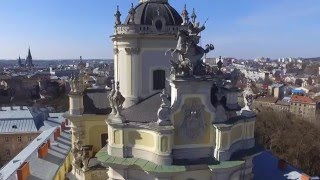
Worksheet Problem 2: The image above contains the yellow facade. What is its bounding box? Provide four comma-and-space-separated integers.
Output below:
172, 96, 214, 146
69, 115, 108, 154
109, 126, 173, 156
54, 151, 73, 180
230, 125, 243, 144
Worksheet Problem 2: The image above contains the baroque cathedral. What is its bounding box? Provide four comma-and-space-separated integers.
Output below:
65, 0, 259, 179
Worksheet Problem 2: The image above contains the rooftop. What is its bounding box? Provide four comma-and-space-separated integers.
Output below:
255, 96, 278, 103
0, 127, 71, 180
253, 151, 308, 180
0, 106, 33, 119
122, 93, 160, 123
95, 147, 244, 173
291, 95, 315, 104
0, 119, 38, 133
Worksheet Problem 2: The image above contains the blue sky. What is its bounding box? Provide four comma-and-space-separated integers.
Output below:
0, 0, 319, 59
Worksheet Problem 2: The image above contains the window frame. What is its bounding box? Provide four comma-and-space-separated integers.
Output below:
17, 136, 22, 143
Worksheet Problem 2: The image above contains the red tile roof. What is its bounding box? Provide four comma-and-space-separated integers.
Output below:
291, 95, 315, 104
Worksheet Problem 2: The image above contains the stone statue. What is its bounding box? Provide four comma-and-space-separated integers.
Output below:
128, 3, 136, 24
242, 79, 254, 112
112, 81, 125, 117
114, 5, 121, 25
69, 73, 84, 93
181, 4, 189, 25
81, 147, 90, 171
166, 21, 214, 77
157, 89, 171, 126
230, 68, 241, 87
108, 80, 116, 115
215, 89, 227, 122
72, 139, 83, 167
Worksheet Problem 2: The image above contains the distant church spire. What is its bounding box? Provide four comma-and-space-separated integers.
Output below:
18, 55, 22, 67
26, 47, 33, 67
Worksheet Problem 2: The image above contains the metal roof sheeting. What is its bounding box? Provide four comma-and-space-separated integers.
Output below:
0, 106, 33, 119
0, 119, 38, 133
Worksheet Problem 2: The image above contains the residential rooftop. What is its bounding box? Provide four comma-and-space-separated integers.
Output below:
0, 106, 33, 119
291, 95, 315, 104
0, 127, 71, 180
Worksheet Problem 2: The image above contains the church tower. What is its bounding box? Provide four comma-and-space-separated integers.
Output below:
26, 47, 33, 67
17, 56, 22, 67
112, 0, 183, 107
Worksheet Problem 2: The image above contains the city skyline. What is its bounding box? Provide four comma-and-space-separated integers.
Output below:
0, 0, 320, 59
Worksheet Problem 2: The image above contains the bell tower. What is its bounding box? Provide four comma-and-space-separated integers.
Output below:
112, 1, 183, 108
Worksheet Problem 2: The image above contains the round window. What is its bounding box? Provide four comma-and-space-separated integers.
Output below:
155, 20, 163, 31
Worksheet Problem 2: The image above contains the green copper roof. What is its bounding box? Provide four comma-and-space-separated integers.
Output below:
95, 147, 244, 173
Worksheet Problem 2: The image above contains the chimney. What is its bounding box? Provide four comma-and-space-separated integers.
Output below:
17, 161, 30, 180
47, 139, 51, 148
38, 143, 49, 158
54, 128, 61, 141
61, 122, 66, 131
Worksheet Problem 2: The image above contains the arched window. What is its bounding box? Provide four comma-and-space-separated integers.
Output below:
153, 70, 165, 90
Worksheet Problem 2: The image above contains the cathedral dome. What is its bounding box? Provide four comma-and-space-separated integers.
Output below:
124, 0, 182, 26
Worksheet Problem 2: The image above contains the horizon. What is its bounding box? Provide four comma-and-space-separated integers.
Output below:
0, 0, 320, 59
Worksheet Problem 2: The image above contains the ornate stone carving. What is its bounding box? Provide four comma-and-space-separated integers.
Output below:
114, 5, 122, 25
81, 146, 91, 171
166, 19, 214, 77
242, 79, 254, 111
179, 100, 205, 139
128, 3, 136, 24
72, 139, 83, 167
181, 4, 189, 25
69, 73, 85, 94
157, 89, 171, 126
113, 48, 119, 54
215, 89, 227, 122
108, 80, 116, 115
191, 8, 197, 25
125, 47, 140, 55
113, 81, 125, 118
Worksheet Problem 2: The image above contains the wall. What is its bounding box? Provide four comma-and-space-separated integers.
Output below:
172, 96, 215, 148
108, 125, 173, 164
113, 36, 176, 107
69, 115, 108, 155
0, 133, 40, 166
54, 151, 72, 180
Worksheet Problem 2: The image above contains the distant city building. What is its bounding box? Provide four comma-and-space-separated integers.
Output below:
290, 95, 317, 123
